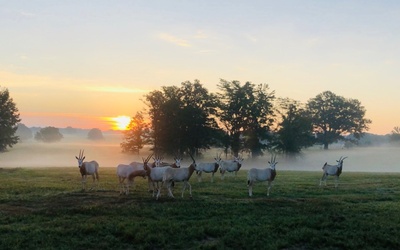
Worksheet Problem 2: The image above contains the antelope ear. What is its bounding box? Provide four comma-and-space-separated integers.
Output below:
75, 156, 79, 160
268, 161, 271, 164
82, 156, 86, 161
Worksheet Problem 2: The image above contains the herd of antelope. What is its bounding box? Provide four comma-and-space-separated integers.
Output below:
75, 150, 348, 199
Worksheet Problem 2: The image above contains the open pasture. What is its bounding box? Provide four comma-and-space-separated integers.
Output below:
1, 167, 400, 249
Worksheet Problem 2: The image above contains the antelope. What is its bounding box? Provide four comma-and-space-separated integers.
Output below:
320, 156, 348, 188
156, 154, 198, 200
195, 154, 220, 182
75, 149, 99, 191
146, 155, 182, 194
219, 155, 244, 180
117, 154, 152, 195
247, 155, 277, 197
145, 157, 182, 197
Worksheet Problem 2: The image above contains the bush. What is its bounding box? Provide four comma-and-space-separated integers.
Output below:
87, 128, 104, 140
34, 127, 63, 142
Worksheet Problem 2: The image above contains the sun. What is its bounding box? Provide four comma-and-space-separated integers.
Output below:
112, 116, 131, 130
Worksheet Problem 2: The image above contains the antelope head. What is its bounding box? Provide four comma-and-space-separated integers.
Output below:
173, 155, 183, 168
75, 149, 85, 168
268, 154, 278, 170
337, 156, 348, 166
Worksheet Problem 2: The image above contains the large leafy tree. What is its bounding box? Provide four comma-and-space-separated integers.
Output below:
307, 91, 371, 149
145, 80, 221, 155
273, 98, 315, 155
0, 87, 21, 151
217, 80, 275, 157
120, 111, 150, 154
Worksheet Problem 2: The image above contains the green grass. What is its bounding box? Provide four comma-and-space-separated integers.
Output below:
1, 167, 400, 249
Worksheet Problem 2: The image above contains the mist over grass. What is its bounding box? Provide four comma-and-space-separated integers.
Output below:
1, 132, 400, 172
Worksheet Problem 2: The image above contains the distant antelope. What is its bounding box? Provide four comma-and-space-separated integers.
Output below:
320, 156, 348, 188
75, 149, 99, 190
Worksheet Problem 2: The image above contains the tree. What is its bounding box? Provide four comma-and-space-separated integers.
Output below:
307, 91, 371, 150
120, 112, 150, 154
34, 126, 63, 142
0, 86, 21, 151
272, 98, 315, 155
16, 123, 33, 141
87, 128, 104, 140
145, 80, 221, 155
217, 80, 275, 157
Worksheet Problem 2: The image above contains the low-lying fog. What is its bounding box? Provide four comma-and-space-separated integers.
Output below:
1, 133, 399, 173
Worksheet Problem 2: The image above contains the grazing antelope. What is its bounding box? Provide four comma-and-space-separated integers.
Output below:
320, 156, 348, 188
117, 154, 152, 195
75, 150, 99, 191
195, 154, 220, 182
157, 154, 198, 200
219, 155, 244, 180
247, 155, 277, 197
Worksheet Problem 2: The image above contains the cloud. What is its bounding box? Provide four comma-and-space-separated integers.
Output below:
158, 33, 191, 47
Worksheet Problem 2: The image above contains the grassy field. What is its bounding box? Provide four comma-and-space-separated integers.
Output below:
1, 167, 400, 249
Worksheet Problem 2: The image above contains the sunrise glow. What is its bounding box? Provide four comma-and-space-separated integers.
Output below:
111, 116, 131, 131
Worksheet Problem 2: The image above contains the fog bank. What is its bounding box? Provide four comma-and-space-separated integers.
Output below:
1, 133, 399, 173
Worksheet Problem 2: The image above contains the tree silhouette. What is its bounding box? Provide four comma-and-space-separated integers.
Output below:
217, 80, 275, 157
307, 91, 371, 149
0, 86, 21, 151
273, 98, 314, 155
120, 112, 149, 154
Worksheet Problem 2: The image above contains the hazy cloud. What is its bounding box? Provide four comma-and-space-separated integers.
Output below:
158, 33, 191, 47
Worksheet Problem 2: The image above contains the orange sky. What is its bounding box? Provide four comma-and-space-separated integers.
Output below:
3, 1, 400, 135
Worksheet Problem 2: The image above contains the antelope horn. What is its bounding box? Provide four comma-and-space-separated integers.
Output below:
188, 152, 195, 163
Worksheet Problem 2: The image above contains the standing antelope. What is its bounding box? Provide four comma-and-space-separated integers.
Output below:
195, 154, 220, 182
247, 155, 277, 197
117, 153, 153, 195
157, 154, 198, 200
75, 150, 99, 190
144, 156, 182, 197
219, 155, 243, 180
320, 156, 348, 188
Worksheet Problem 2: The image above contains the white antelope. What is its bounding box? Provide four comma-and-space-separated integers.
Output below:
116, 154, 152, 195
156, 154, 198, 200
75, 149, 99, 190
247, 155, 277, 197
195, 155, 220, 182
320, 156, 348, 188
219, 155, 244, 180
144, 156, 182, 197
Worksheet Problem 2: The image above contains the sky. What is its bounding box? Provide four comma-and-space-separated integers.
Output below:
1, 0, 400, 134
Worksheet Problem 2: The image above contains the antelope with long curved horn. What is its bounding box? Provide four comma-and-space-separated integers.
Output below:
117, 153, 153, 195
247, 154, 277, 197
157, 153, 198, 200
320, 156, 348, 188
75, 149, 100, 191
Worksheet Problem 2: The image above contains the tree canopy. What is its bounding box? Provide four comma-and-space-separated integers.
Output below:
121, 112, 149, 154
144, 80, 221, 156
0, 87, 21, 151
307, 91, 371, 149
273, 98, 315, 154
217, 80, 275, 157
